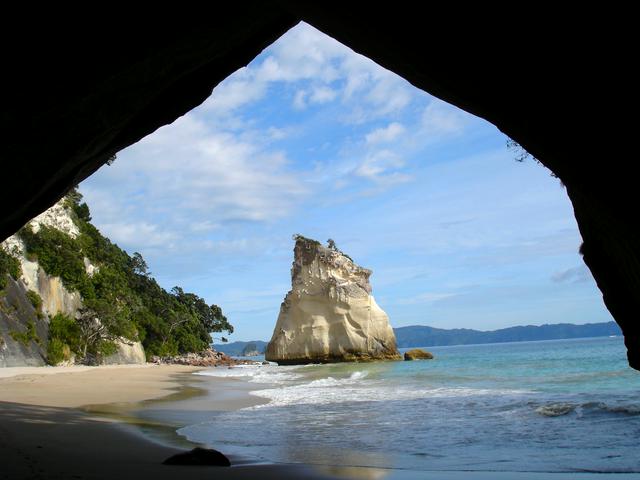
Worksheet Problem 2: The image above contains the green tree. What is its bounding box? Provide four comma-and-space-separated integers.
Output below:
130, 252, 149, 276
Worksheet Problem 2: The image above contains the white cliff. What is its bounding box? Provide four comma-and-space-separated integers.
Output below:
266, 236, 401, 364
2, 203, 83, 318
27, 200, 80, 238
1, 198, 145, 365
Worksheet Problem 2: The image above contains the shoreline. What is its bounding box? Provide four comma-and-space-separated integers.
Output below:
0, 364, 344, 479
1, 364, 639, 480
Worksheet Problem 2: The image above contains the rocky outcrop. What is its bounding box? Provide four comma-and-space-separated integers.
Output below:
240, 342, 262, 356
404, 348, 434, 360
101, 338, 146, 365
241, 349, 260, 357
28, 201, 80, 238
21, 257, 82, 318
150, 349, 256, 367
0, 277, 49, 367
266, 236, 401, 364
2, 204, 86, 318
1, 199, 145, 366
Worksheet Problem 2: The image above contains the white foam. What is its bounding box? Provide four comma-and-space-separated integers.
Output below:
197, 363, 532, 410
195, 364, 304, 384
246, 369, 530, 409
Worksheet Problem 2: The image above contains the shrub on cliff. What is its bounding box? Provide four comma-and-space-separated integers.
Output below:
19, 225, 93, 297
26, 290, 43, 316
0, 249, 21, 290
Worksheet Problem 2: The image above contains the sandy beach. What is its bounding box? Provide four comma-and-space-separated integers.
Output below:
1, 364, 638, 480
0, 364, 346, 480
2, 364, 467, 480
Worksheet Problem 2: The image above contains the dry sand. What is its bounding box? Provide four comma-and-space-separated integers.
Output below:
0, 365, 634, 480
0, 364, 201, 407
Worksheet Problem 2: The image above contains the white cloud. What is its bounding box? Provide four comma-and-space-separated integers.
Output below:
197, 22, 418, 123
257, 24, 344, 83
85, 114, 309, 233
365, 74, 412, 116
421, 99, 466, 136
309, 86, 337, 104
397, 292, 458, 305
100, 222, 178, 250
267, 126, 289, 140
365, 122, 405, 144
189, 221, 221, 233
341, 54, 376, 100
293, 89, 307, 110
355, 149, 410, 185
255, 39, 340, 84
201, 69, 266, 114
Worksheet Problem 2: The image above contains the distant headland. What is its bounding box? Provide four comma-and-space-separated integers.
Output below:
393, 321, 621, 347
216, 321, 620, 354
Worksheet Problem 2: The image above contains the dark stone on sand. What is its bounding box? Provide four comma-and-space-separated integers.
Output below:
162, 447, 231, 467
404, 349, 434, 361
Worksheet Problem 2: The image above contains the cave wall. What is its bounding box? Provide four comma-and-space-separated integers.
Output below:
0, 6, 636, 368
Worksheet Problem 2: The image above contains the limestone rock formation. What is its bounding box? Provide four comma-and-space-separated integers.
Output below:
102, 339, 147, 365
404, 348, 434, 360
266, 236, 401, 364
2, 202, 90, 318
0, 198, 145, 366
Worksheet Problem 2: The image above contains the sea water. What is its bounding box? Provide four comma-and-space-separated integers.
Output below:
178, 337, 640, 473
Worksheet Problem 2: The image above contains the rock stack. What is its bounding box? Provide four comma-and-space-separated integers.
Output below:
266, 236, 401, 364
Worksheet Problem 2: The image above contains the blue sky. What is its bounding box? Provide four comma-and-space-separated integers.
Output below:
79, 22, 612, 342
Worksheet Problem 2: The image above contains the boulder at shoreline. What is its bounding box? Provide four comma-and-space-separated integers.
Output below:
404, 348, 434, 360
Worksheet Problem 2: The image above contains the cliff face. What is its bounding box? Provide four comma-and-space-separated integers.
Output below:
2, 203, 84, 319
266, 236, 401, 364
0, 199, 145, 366
0, 277, 49, 367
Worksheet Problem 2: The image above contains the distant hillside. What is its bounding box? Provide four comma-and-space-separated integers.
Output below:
210, 322, 622, 355
214, 340, 267, 356
393, 322, 621, 348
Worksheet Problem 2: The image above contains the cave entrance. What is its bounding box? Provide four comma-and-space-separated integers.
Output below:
72, 23, 638, 471
7, 20, 633, 476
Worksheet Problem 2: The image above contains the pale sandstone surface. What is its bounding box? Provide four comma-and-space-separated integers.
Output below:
266, 237, 400, 364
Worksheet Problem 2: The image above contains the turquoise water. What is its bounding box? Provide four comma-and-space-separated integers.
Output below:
180, 337, 640, 473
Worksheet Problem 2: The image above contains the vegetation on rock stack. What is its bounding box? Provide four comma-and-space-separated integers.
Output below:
15, 188, 233, 362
